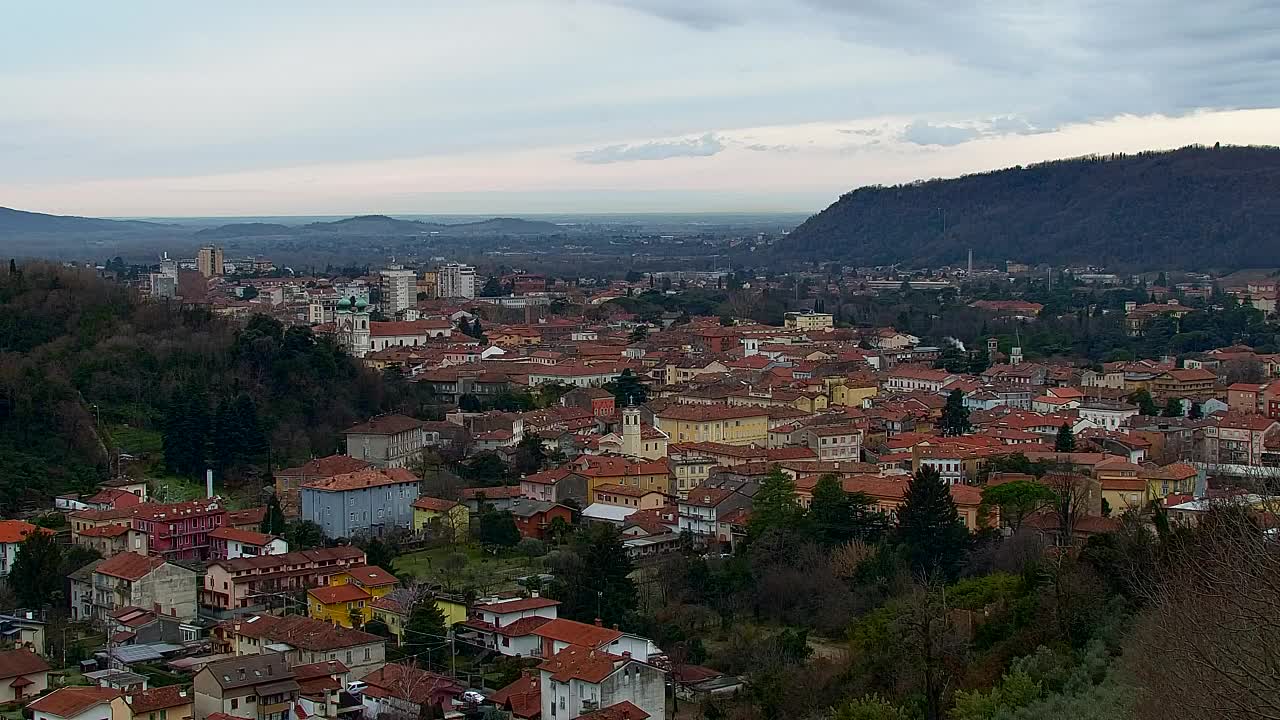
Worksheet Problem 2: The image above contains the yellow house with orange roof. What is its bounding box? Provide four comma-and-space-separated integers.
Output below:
307, 565, 398, 628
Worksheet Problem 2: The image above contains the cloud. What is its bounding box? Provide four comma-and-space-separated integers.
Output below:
743, 143, 797, 153
901, 121, 982, 147
575, 133, 726, 164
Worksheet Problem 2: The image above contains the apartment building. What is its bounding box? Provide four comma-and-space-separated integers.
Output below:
437, 263, 476, 299
201, 547, 366, 614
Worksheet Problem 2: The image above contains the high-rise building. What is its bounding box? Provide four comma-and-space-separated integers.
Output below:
196, 246, 225, 277
437, 263, 476, 299
379, 266, 416, 313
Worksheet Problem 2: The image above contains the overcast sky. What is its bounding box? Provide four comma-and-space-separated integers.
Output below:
3, 1, 1279, 216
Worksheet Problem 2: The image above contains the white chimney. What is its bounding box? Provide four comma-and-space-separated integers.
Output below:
206, 469, 214, 498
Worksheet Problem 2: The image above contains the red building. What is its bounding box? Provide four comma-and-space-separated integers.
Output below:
511, 500, 573, 540
130, 500, 227, 562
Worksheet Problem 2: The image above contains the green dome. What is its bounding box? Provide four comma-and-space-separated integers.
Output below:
337, 297, 352, 310
355, 298, 368, 310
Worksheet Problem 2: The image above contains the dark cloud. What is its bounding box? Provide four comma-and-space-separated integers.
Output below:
575, 133, 726, 163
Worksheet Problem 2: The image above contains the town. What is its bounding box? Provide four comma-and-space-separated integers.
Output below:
2, 248, 1279, 720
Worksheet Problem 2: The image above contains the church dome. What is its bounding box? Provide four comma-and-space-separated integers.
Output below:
337, 297, 352, 310
355, 297, 368, 310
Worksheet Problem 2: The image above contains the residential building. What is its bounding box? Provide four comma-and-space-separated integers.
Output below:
128, 500, 228, 562
274, 456, 372, 518
106, 606, 199, 646
192, 653, 298, 720
343, 415, 427, 468
0, 614, 46, 654
201, 547, 366, 615
213, 614, 386, 677
367, 319, 452, 352
74, 524, 149, 559
590, 484, 668, 511
654, 404, 769, 446
0, 521, 52, 578
1227, 382, 1269, 414
301, 468, 421, 539
1151, 368, 1218, 402
511, 500, 574, 540
292, 660, 360, 720
123, 685, 194, 720
307, 566, 397, 628
411, 497, 470, 542
28, 686, 128, 720
369, 590, 467, 646
208, 528, 288, 560
459, 597, 561, 658
520, 468, 590, 506
532, 619, 654, 660
677, 488, 751, 541
0, 649, 49, 702
379, 267, 417, 314
795, 425, 863, 461
197, 246, 225, 278
490, 671, 542, 720
884, 366, 955, 393
86, 553, 200, 623
359, 664, 465, 718
1204, 413, 1280, 466
783, 311, 834, 331
538, 644, 665, 720
437, 263, 477, 299
1077, 401, 1140, 431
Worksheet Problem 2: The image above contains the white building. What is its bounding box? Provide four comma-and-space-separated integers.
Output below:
460, 597, 561, 658
538, 645, 666, 720
437, 263, 476, 299
1077, 401, 1140, 431
379, 267, 417, 314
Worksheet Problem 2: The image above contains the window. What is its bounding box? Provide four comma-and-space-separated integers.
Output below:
231, 699, 238, 710
346, 651, 353, 664
364, 648, 371, 660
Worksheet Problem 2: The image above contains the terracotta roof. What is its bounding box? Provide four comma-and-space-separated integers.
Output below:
681, 488, 735, 508
209, 527, 277, 545
27, 686, 121, 717
537, 644, 623, 683
359, 663, 464, 703
370, 319, 452, 336
344, 414, 425, 436
302, 467, 420, 492
533, 619, 622, 649
655, 404, 768, 422
126, 685, 192, 713
412, 496, 461, 512
77, 524, 130, 538
292, 660, 350, 681
95, 552, 165, 581
344, 565, 398, 587
490, 672, 541, 719
201, 654, 294, 690
0, 649, 50, 679
276, 455, 372, 478
521, 468, 579, 486
594, 483, 658, 498
460, 486, 523, 500
224, 614, 381, 651
227, 506, 267, 526
0, 520, 52, 544
479, 597, 561, 614
208, 545, 365, 574
578, 701, 650, 720
308, 584, 371, 604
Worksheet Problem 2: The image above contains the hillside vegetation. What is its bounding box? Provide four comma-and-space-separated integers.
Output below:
780, 145, 1280, 270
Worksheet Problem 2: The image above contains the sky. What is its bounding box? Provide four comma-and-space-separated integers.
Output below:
2, 0, 1279, 217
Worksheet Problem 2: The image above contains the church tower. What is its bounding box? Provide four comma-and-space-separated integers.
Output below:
336, 295, 372, 358
621, 405, 641, 458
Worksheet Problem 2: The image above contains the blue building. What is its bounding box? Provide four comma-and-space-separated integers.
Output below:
301, 467, 421, 539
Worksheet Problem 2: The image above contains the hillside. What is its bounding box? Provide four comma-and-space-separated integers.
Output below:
194, 222, 295, 239
779, 146, 1280, 270
0, 206, 165, 233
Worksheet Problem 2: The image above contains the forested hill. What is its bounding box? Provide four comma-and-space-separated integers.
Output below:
0, 262, 439, 509
779, 146, 1280, 270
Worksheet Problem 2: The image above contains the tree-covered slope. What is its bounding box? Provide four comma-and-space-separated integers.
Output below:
779, 146, 1280, 270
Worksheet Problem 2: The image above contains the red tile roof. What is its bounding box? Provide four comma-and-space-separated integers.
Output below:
276, 455, 372, 478
360, 664, 464, 703
303, 467, 419, 492
125, 685, 193, 713
370, 319, 452, 337
27, 686, 121, 717
533, 619, 622, 649
77, 524, 130, 538
656, 404, 768, 422
0, 649, 50, 680
490, 672, 540, 719
0, 520, 53, 544
412, 497, 461, 512
479, 597, 561, 614
224, 613, 382, 651
344, 414, 425, 436
308, 584, 371, 604
537, 644, 623, 683
95, 552, 165, 581
578, 701, 650, 720
344, 565, 398, 587
208, 527, 277, 545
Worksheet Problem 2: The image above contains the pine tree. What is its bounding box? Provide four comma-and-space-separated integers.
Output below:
1163, 398, 1184, 417
261, 493, 287, 535
748, 467, 802, 540
546, 524, 637, 626
403, 598, 449, 665
609, 369, 649, 406
1055, 423, 1076, 452
938, 389, 971, 436
1189, 402, 1203, 420
1130, 388, 1160, 416
212, 397, 236, 475
896, 466, 968, 578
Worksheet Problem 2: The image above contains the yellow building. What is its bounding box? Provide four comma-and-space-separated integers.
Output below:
655, 404, 769, 446
829, 379, 878, 407
784, 311, 834, 331
308, 565, 398, 628
370, 590, 468, 645
412, 497, 470, 542
573, 456, 674, 495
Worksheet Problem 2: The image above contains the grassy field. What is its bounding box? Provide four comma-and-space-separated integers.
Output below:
395, 544, 543, 594
106, 423, 164, 456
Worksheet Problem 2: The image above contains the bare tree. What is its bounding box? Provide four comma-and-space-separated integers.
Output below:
1127, 503, 1280, 720
1043, 472, 1095, 546
893, 576, 968, 720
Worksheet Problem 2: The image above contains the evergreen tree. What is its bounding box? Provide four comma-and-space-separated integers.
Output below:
403, 598, 449, 665
748, 467, 802, 540
479, 508, 520, 547
163, 383, 212, 477
261, 493, 287, 536
807, 474, 884, 546
10, 530, 64, 608
896, 466, 968, 578
938, 389, 972, 436
1163, 398, 1184, 417
469, 318, 485, 339
546, 523, 637, 626
1130, 388, 1160, 416
233, 394, 269, 461
1188, 402, 1203, 420
212, 397, 237, 475
1054, 423, 1076, 452
628, 325, 649, 343
608, 369, 649, 406
513, 435, 547, 476
480, 277, 505, 297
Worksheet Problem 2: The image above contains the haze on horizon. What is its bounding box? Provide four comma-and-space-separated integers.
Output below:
3, 1, 1280, 217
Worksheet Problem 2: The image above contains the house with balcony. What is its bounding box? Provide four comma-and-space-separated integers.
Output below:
519, 468, 590, 506
208, 528, 287, 561
677, 488, 751, 542
301, 468, 421, 539
201, 547, 366, 615
795, 424, 863, 461
538, 644, 665, 720
87, 552, 199, 624
459, 597, 561, 657
274, 456, 372, 518
128, 500, 228, 562
306, 566, 397, 628
193, 653, 298, 720
213, 614, 385, 678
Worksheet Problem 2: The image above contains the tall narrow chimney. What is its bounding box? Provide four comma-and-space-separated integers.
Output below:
206, 468, 214, 498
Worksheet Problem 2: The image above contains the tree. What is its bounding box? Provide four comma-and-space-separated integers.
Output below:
479, 508, 520, 548
513, 435, 547, 476
1054, 423, 1076, 452
261, 493, 287, 536
939, 389, 971, 436
9, 530, 64, 608
896, 466, 968, 578
829, 695, 911, 720
748, 467, 802, 540
457, 393, 484, 413
1162, 398, 1183, 417
546, 524, 637, 626
1188, 402, 1203, 420
1044, 472, 1092, 547
480, 277, 505, 297
608, 369, 649, 406
363, 536, 398, 571
807, 475, 885, 546
981, 480, 1055, 533
285, 520, 325, 550
403, 597, 449, 665
1129, 388, 1159, 416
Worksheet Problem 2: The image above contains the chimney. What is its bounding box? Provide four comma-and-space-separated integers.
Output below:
530, 589, 539, 598
621, 651, 631, 659
206, 469, 214, 499
594, 618, 603, 627
612, 624, 619, 631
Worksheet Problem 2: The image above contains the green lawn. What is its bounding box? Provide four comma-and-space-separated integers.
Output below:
395, 544, 542, 594
106, 424, 164, 456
